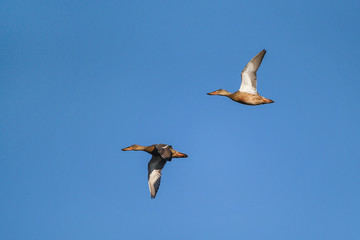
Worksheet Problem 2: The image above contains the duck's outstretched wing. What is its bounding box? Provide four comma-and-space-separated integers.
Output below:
239, 49, 266, 94
154, 144, 173, 161
148, 155, 167, 199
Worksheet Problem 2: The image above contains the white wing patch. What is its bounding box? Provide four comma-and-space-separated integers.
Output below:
239, 49, 266, 95
240, 71, 258, 94
148, 169, 162, 199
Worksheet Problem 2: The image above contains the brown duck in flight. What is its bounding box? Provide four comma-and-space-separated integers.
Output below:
122, 144, 188, 199
207, 49, 274, 105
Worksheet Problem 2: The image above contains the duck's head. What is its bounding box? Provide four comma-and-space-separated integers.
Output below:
122, 144, 142, 151
207, 89, 230, 96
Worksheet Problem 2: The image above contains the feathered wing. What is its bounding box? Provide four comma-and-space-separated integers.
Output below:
148, 155, 167, 199
239, 49, 266, 94
154, 144, 173, 161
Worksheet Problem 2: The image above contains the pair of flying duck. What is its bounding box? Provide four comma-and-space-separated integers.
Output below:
123, 49, 274, 198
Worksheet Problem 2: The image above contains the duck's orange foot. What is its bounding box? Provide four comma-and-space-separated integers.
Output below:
263, 98, 274, 103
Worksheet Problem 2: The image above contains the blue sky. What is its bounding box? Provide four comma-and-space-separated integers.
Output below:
1, 0, 360, 239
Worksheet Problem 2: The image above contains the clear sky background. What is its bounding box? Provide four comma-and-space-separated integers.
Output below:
1, 0, 360, 239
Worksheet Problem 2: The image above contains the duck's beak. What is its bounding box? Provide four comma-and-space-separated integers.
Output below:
207, 91, 218, 95
173, 151, 188, 158
122, 146, 133, 151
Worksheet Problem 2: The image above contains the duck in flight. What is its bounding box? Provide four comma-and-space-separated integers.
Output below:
207, 49, 274, 105
122, 144, 188, 199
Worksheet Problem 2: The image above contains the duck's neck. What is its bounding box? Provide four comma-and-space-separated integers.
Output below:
133, 145, 154, 154
219, 90, 232, 97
